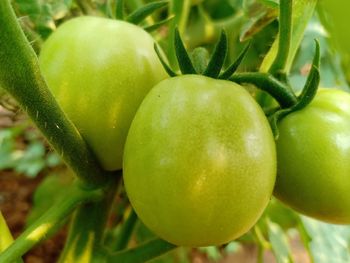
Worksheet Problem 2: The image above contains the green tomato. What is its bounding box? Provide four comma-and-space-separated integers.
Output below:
39, 16, 167, 171
275, 89, 350, 224
123, 75, 276, 247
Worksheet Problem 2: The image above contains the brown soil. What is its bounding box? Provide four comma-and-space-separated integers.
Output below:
0, 105, 66, 262
0, 172, 67, 263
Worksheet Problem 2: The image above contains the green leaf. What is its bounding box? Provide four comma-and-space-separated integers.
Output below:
292, 41, 320, 111
116, 0, 124, 20
14, 0, 41, 19
261, 198, 299, 232
0, 131, 15, 170
14, 141, 46, 177
240, 7, 278, 41
0, 126, 61, 177
0, 212, 13, 252
203, 30, 228, 78
26, 171, 73, 226
0, 211, 23, 262
113, 209, 138, 250
219, 41, 251, 79
289, 16, 347, 90
258, 0, 279, 8
107, 238, 176, 263
268, 41, 320, 138
134, 221, 157, 244
174, 27, 197, 74
126, 1, 168, 25
144, 15, 174, 33
267, 219, 294, 263
15, 0, 73, 39
154, 43, 178, 77
260, 0, 318, 72
301, 217, 350, 262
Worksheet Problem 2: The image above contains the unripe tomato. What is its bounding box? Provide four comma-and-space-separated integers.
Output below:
123, 75, 276, 246
39, 16, 167, 171
275, 89, 350, 224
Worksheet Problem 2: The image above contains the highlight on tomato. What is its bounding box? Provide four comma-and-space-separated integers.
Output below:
123, 75, 277, 246
39, 16, 167, 171
274, 89, 350, 224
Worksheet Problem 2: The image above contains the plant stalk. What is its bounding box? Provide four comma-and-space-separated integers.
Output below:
58, 173, 122, 263
268, 0, 293, 77
0, 183, 103, 263
0, 0, 109, 188
230, 73, 297, 108
113, 209, 138, 250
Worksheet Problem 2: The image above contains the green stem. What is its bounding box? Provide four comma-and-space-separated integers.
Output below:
268, 0, 292, 77
261, 0, 317, 73
230, 73, 297, 108
113, 209, 138, 250
0, 0, 109, 188
253, 226, 270, 250
0, 183, 103, 263
253, 225, 270, 263
107, 238, 176, 263
297, 219, 314, 263
105, 0, 115, 18
58, 174, 121, 263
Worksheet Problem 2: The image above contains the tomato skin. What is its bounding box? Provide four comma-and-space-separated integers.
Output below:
123, 75, 276, 246
39, 16, 167, 171
275, 89, 350, 224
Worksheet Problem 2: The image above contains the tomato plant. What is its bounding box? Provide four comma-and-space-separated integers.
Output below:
319, 0, 350, 83
124, 75, 276, 246
275, 89, 350, 224
3, 0, 350, 262
39, 16, 167, 171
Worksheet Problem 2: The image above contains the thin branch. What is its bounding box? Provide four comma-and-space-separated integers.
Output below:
230, 73, 297, 108
268, 0, 292, 77
0, 183, 104, 262
0, 0, 110, 188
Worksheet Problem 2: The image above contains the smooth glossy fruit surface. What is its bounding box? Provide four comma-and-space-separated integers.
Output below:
39, 16, 167, 170
275, 89, 350, 224
124, 75, 276, 246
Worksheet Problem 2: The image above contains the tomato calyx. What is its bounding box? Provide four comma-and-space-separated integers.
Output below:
115, 0, 171, 33
153, 0, 320, 131
154, 27, 298, 110
154, 27, 251, 79
268, 40, 321, 139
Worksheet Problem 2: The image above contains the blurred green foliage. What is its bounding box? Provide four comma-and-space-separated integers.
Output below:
0, 123, 61, 177
2, 0, 350, 262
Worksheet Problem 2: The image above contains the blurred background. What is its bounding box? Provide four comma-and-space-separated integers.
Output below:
1, 0, 350, 262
